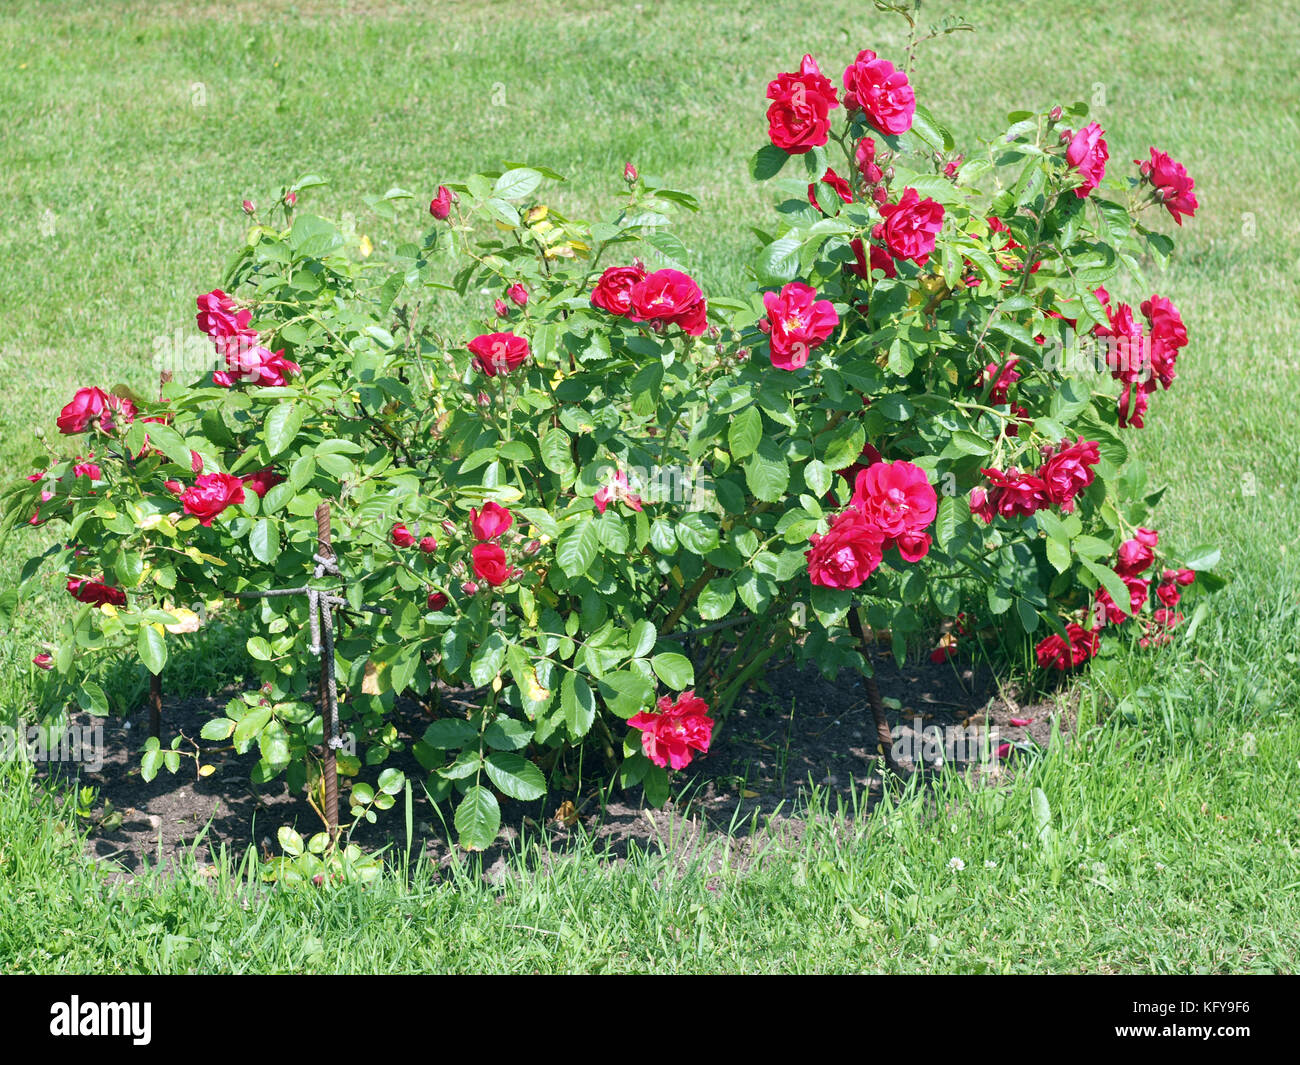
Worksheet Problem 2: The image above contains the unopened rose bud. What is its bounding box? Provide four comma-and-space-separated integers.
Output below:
477, 391, 490, 408
312, 874, 325, 886
1049, 105, 1063, 122
284, 190, 297, 207
736, 348, 750, 362
427, 591, 449, 611
506, 283, 528, 308
242, 199, 255, 214
706, 326, 720, 340
523, 539, 542, 556
872, 186, 888, 206
451, 560, 466, 577
884, 166, 895, 182
1059, 129, 1071, 143
430, 185, 454, 220
419, 535, 437, 554
461, 580, 479, 596
624, 162, 638, 183
441, 519, 456, 536
33, 653, 53, 670
494, 298, 509, 317
33, 426, 44, 439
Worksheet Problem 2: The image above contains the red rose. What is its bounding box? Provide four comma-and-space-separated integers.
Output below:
1035, 623, 1098, 671
494, 298, 509, 318
1137, 149, 1198, 225
806, 507, 885, 589
506, 283, 528, 308
848, 238, 896, 280
765, 54, 839, 154
241, 467, 285, 498
807, 167, 853, 212
627, 269, 708, 336
1141, 294, 1187, 390
628, 690, 715, 770
841, 49, 915, 135
850, 460, 937, 541
593, 469, 643, 515
978, 467, 1049, 519
974, 357, 1020, 404
624, 162, 638, 183
196, 289, 255, 340
427, 591, 449, 612
391, 522, 417, 548
878, 188, 944, 265
467, 331, 530, 376
33, 652, 54, 670
1156, 580, 1181, 609
590, 264, 647, 317
213, 342, 300, 388
760, 282, 839, 371
180, 472, 246, 526
1064, 122, 1109, 198
1115, 528, 1158, 576
471, 542, 516, 587
469, 502, 513, 541
419, 535, 437, 555
429, 185, 454, 220
1095, 574, 1150, 624
56, 387, 111, 435
1038, 437, 1101, 512
67, 577, 127, 608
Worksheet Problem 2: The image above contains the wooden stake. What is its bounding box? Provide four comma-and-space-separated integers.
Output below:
315, 502, 340, 843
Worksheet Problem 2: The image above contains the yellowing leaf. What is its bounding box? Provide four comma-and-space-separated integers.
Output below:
358, 234, 373, 257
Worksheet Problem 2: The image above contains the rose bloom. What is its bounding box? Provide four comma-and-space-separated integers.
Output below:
471, 542, 516, 587
470, 502, 513, 541
241, 467, 285, 498
468, 331, 530, 376
977, 467, 1049, 519
1035, 623, 1098, 671
760, 282, 839, 371
765, 54, 839, 154
1064, 122, 1108, 198
1038, 437, 1101, 512
593, 469, 643, 514
627, 269, 708, 336
1141, 294, 1188, 390
390, 522, 417, 548
628, 690, 715, 770
56, 387, 111, 435
195, 289, 255, 340
429, 185, 454, 220
506, 283, 528, 307
1156, 579, 1181, 609
66, 577, 127, 608
1137, 148, 1198, 224
180, 472, 246, 526
1095, 574, 1150, 625
1115, 527, 1159, 576
877, 188, 945, 265
806, 507, 885, 589
974, 357, 1020, 405
1095, 302, 1149, 386
419, 535, 437, 554
807, 167, 853, 212
841, 49, 915, 135
213, 342, 300, 388
850, 461, 937, 540
590, 264, 647, 317
848, 237, 896, 280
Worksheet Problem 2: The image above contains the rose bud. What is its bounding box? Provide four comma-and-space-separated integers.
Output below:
430, 185, 454, 220
312, 874, 325, 886
506, 283, 528, 307
390, 522, 417, 548
419, 535, 437, 554
477, 391, 491, 408
427, 591, 449, 612
624, 162, 638, 183
523, 539, 542, 556
242, 199, 255, 214
494, 298, 509, 318
441, 519, 457, 536
33, 653, 54, 670
461, 580, 479, 595
284, 190, 297, 207
1049, 105, 1063, 122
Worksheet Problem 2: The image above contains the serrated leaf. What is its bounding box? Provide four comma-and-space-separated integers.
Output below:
454, 786, 501, 851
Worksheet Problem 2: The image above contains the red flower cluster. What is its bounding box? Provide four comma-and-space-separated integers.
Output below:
1094, 295, 1188, 429
468, 331, 531, 377
1137, 148, 1198, 225
57, 387, 136, 436
590, 266, 708, 336
629, 690, 715, 770
467, 502, 519, 587
973, 438, 1099, 522
1035, 623, 1098, 671
197, 289, 300, 389
807, 461, 937, 587
761, 282, 839, 370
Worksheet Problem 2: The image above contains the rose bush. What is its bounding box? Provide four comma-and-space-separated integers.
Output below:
3, 15, 1219, 854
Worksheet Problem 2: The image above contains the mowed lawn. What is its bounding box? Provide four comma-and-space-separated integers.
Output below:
1, 0, 1298, 972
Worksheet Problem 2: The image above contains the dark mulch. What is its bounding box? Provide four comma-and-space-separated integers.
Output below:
38, 649, 1069, 882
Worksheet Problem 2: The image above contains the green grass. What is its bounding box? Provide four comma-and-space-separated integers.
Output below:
1, 0, 1299, 972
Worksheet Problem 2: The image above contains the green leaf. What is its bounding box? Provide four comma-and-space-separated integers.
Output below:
642, 764, 671, 807
750, 144, 790, 181
1182, 544, 1220, 571
454, 786, 501, 851
650, 652, 693, 689
288, 215, 343, 258
277, 826, 305, 857
562, 672, 596, 738
597, 670, 655, 719
423, 718, 478, 748
556, 516, 599, 578
469, 631, 508, 687
745, 438, 790, 503
697, 578, 736, 621
1083, 558, 1132, 614
249, 518, 280, 565
803, 459, 832, 498
264, 403, 304, 457
138, 625, 167, 675
493, 167, 543, 200
728, 406, 762, 459
484, 753, 546, 801
200, 718, 236, 741
757, 236, 802, 285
